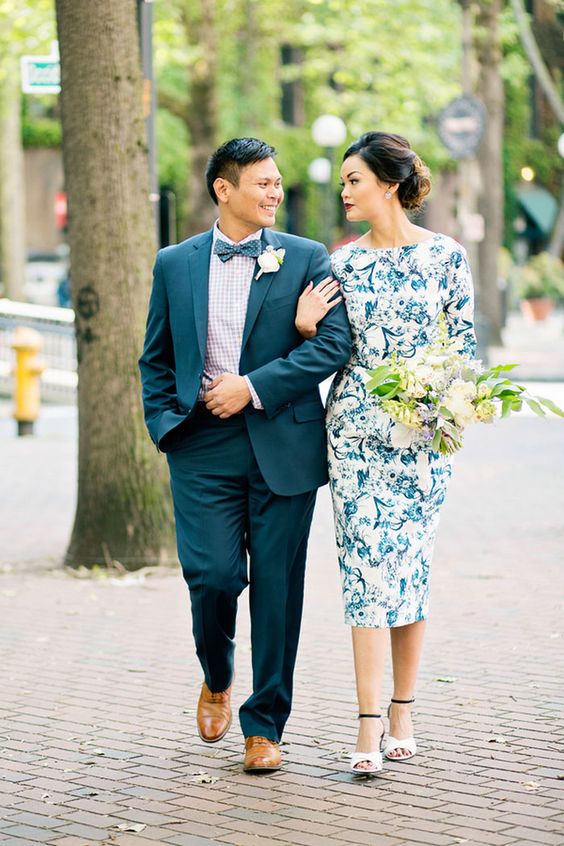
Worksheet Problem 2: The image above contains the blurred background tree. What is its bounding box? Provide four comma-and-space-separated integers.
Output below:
0, 0, 54, 299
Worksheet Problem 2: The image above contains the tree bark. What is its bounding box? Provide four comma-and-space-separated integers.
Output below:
55, 0, 176, 568
181, 0, 218, 236
548, 174, 564, 258
475, 0, 504, 345
0, 67, 26, 300
510, 0, 564, 125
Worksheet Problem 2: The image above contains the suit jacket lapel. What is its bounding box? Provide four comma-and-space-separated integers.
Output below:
241, 229, 283, 350
189, 230, 213, 362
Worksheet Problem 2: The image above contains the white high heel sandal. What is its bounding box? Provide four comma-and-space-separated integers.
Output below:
350, 714, 385, 774
383, 697, 417, 761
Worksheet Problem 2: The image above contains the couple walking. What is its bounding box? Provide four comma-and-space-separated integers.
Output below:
139, 132, 476, 775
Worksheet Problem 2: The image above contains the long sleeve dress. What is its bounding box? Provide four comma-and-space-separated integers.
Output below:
326, 234, 476, 628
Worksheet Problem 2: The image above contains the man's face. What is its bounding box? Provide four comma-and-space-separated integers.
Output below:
217, 158, 284, 231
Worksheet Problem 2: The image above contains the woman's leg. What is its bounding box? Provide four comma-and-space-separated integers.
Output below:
351, 626, 388, 769
388, 619, 426, 757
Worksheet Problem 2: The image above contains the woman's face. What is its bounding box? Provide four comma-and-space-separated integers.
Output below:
339, 154, 396, 222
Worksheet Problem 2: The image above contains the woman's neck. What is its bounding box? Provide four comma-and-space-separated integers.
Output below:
360, 213, 425, 249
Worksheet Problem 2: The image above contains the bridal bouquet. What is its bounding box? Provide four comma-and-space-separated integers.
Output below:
366, 319, 563, 455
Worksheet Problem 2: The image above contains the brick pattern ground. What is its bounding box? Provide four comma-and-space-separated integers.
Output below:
1, 414, 563, 846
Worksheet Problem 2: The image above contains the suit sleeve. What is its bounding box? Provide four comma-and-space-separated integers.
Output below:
246, 243, 352, 418
138, 251, 178, 434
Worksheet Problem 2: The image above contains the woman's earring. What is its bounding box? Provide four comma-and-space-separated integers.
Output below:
384, 191, 392, 199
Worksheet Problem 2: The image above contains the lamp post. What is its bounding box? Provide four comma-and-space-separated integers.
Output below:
310, 115, 347, 247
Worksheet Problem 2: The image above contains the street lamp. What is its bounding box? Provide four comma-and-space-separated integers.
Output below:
308, 157, 332, 185
310, 115, 347, 246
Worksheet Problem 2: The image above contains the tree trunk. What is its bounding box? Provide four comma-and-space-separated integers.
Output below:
0, 67, 26, 300
548, 174, 564, 258
475, 0, 504, 345
510, 0, 564, 125
181, 0, 218, 237
55, 0, 176, 568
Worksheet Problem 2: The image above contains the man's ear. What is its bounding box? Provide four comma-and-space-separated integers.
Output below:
213, 177, 232, 205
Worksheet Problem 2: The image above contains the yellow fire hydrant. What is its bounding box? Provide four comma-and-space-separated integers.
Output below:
12, 326, 45, 436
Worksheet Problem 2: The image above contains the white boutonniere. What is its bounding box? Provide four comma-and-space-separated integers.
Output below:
255, 245, 286, 280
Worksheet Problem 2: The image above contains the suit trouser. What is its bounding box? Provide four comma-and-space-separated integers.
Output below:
166, 411, 317, 742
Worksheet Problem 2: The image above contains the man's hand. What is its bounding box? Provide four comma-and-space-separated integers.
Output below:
204, 373, 251, 418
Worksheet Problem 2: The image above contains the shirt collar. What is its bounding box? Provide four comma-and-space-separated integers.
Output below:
213, 220, 263, 246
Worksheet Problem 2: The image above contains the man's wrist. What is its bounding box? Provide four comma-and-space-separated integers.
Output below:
243, 375, 263, 410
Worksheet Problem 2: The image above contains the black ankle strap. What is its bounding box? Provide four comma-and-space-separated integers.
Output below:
391, 698, 415, 704
358, 713, 382, 718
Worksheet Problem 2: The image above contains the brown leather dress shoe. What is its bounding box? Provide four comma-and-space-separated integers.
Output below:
243, 736, 282, 773
197, 681, 232, 743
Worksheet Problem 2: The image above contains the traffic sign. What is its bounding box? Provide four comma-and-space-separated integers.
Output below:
437, 95, 486, 159
21, 54, 61, 94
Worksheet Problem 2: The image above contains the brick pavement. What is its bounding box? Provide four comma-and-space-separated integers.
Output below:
1, 410, 564, 846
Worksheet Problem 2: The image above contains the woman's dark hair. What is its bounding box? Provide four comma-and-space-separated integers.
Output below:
206, 137, 276, 204
343, 132, 431, 211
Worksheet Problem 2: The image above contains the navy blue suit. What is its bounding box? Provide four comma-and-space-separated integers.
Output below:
139, 226, 351, 740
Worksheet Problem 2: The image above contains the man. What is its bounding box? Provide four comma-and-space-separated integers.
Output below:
139, 137, 351, 773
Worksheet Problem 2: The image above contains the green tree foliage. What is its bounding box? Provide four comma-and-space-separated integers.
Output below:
155, 0, 465, 236
0, 0, 59, 147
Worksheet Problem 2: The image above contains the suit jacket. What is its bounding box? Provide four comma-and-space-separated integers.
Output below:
138, 226, 352, 495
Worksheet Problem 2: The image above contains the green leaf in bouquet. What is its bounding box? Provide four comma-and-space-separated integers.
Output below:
524, 397, 546, 416
489, 381, 524, 398
438, 406, 454, 419
432, 427, 443, 451
484, 363, 520, 375
501, 397, 513, 418
375, 378, 402, 399
366, 365, 394, 390
495, 388, 522, 400
536, 396, 564, 418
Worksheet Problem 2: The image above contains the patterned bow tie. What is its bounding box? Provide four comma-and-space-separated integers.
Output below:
213, 238, 262, 262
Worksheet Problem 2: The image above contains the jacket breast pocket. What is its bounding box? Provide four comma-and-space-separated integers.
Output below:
262, 293, 297, 312
293, 401, 326, 423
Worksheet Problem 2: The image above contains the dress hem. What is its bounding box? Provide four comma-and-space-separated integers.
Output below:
344, 612, 428, 629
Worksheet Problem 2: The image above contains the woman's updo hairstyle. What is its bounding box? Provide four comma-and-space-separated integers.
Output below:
343, 132, 431, 211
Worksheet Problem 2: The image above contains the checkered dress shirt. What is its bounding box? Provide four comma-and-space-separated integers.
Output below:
198, 222, 263, 408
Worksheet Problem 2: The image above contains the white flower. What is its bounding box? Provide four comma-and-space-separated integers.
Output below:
442, 379, 477, 427
255, 245, 286, 280
390, 422, 419, 449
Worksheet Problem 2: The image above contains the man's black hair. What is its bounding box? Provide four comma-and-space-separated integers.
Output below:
206, 137, 276, 205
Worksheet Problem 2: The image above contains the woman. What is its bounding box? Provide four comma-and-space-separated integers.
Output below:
296, 132, 476, 773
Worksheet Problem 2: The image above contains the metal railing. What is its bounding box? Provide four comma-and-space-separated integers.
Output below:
0, 299, 77, 402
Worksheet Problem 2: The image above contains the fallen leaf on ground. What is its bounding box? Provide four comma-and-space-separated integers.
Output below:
110, 822, 147, 832
436, 676, 457, 683
191, 772, 219, 784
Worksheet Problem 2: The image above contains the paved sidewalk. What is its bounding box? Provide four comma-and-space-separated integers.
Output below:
1, 402, 564, 845
489, 310, 564, 381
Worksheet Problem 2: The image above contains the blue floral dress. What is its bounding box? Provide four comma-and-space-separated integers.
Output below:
326, 234, 476, 628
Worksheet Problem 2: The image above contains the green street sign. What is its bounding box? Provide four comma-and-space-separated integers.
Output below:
21, 55, 61, 94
